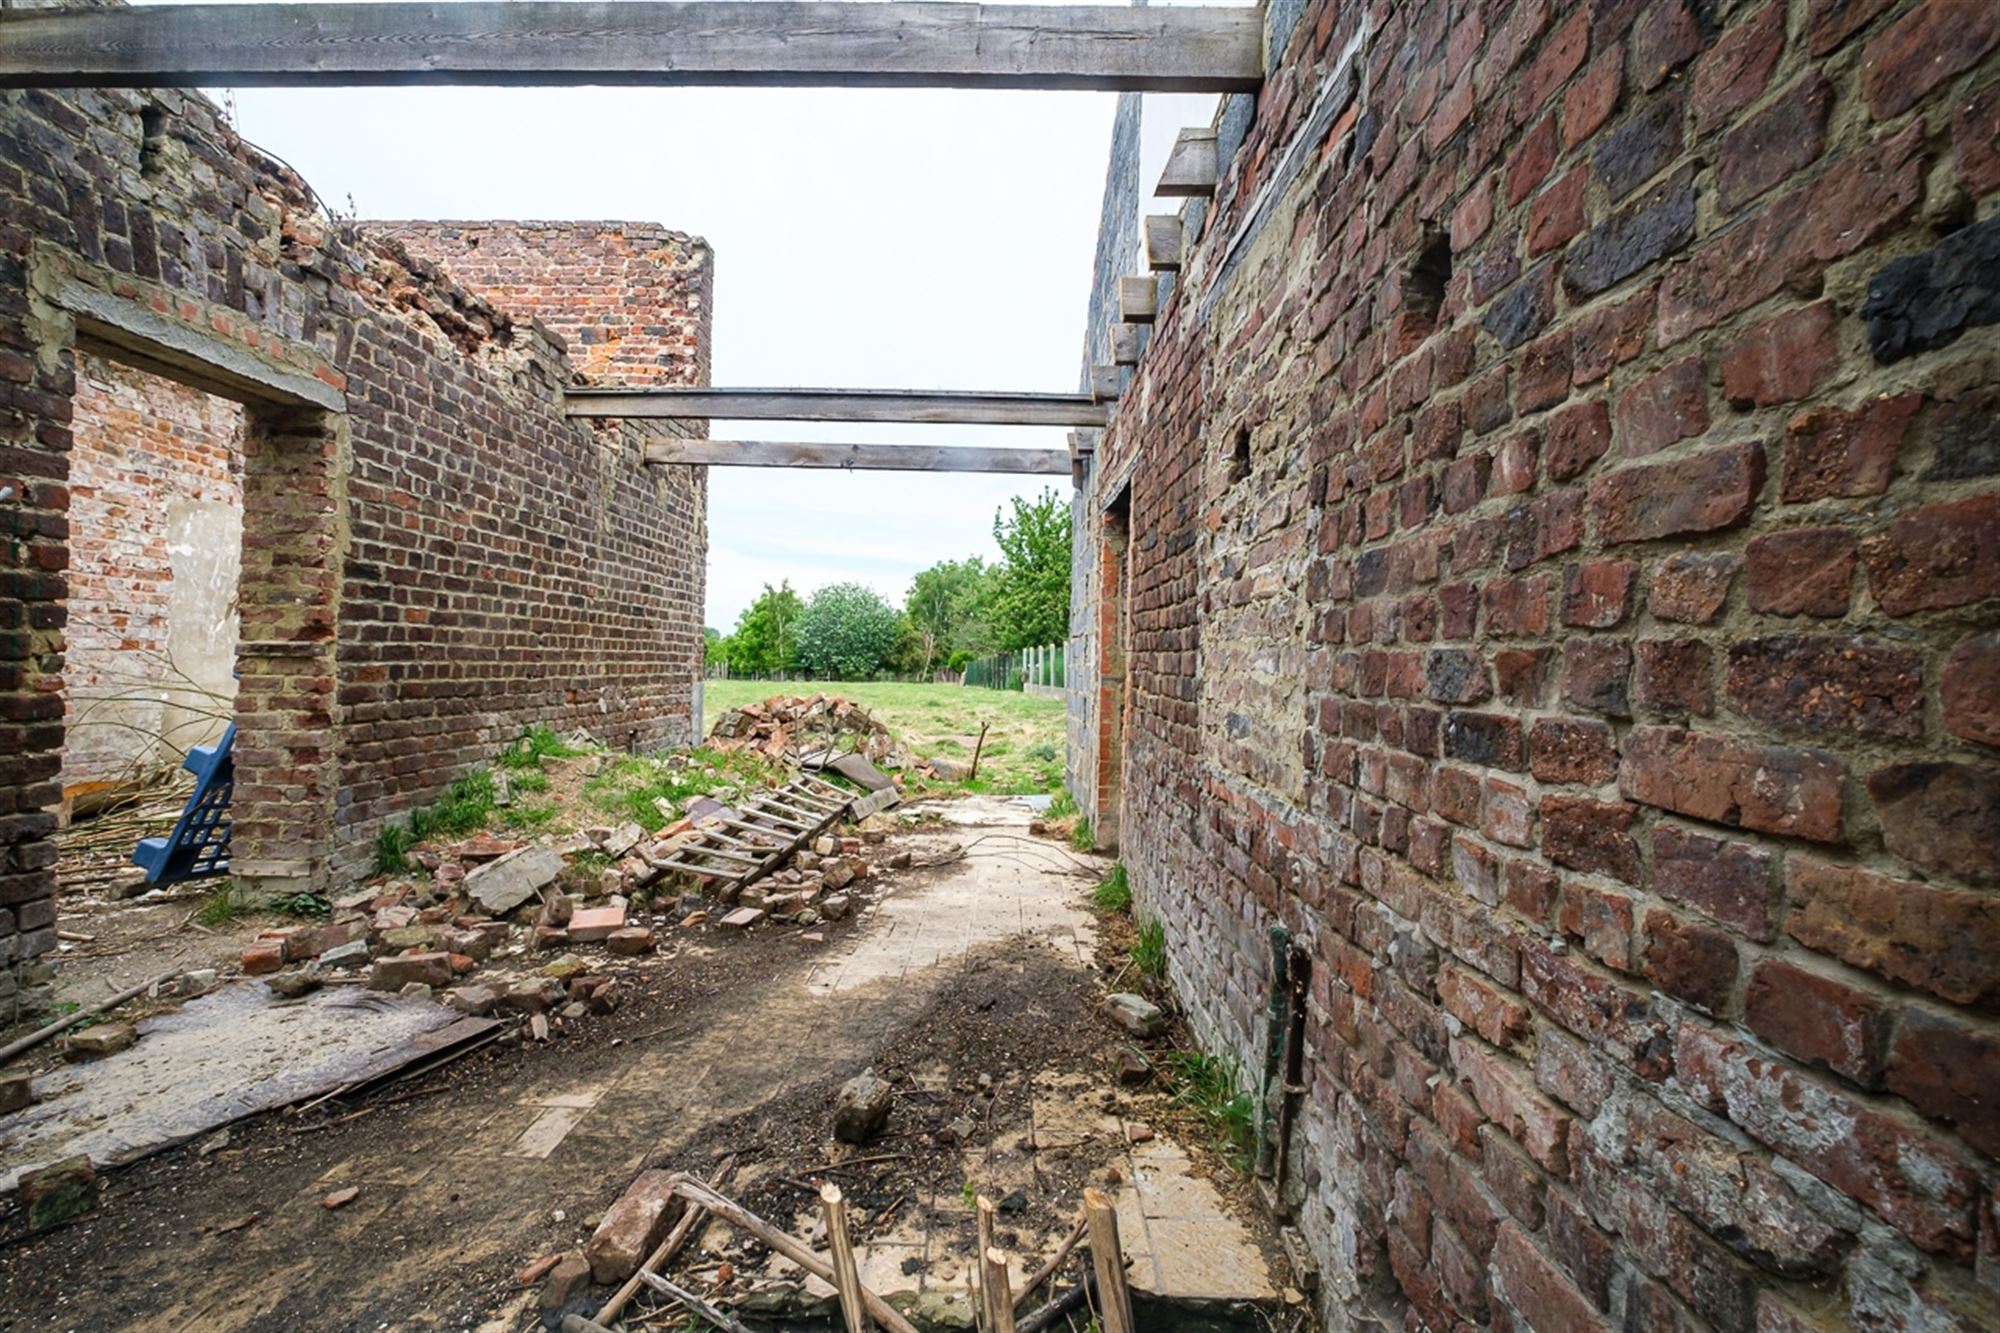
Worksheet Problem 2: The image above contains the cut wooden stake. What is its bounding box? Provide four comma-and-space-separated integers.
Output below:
983, 1248, 1019, 1333
975, 1196, 1001, 1328
1083, 1187, 1135, 1333
1157, 127, 1219, 197
667, 1177, 920, 1333
821, 1183, 872, 1333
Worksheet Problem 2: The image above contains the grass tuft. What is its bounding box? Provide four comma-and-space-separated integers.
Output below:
1092, 863, 1132, 914
1164, 1050, 1256, 1174
1070, 816, 1095, 853
498, 724, 580, 770
195, 881, 258, 926
1131, 916, 1167, 980
267, 891, 331, 919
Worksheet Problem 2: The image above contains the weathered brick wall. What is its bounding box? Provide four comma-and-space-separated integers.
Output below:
374, 220, 712, 388
0, 86, 710, 1013
1082, 1, 2000, 1328
63, 352, 243, 786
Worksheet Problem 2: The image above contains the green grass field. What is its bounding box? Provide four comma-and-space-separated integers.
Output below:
701, 679, 1067, 795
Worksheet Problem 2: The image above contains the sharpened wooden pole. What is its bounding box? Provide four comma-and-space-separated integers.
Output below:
821, 1183, 871, 1333
983, 1248, 1018, 1333
1083, 1188, 1135, 1333
976, 1194, 1001, 1329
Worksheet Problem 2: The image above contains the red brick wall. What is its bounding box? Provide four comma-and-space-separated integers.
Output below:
1084, 1, 2000, 1328
62, 353, 242, 786
373, 220, 712, 388
0, 87, 712, 1008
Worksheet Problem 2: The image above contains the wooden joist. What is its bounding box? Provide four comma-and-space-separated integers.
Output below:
1118, 275, 1159, 325
1089, 365, 1122, 402
1145, 214, 1185, 271
641, 439, 1069, 474
1112, 325, 1141, 366
1157, 127, 1219, 198
568, 387, 1107, 428
0, 2, 1265, 91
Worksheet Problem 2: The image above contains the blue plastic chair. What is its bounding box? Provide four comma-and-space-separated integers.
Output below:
131, 723, 235, 885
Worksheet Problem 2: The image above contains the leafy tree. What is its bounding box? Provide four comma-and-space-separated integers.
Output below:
989, 487, 1072, 650
794, 582, 904, 679
725, 582, 804, 675
702, 627, 723, 664
905, 557, 998, 676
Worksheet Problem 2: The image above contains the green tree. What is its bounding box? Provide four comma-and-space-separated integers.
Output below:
702, 626, 723, 665
905, 557, 997, 676
990, 488, 1072, 650
794, 582, 904, 679
725, 582, 804, 675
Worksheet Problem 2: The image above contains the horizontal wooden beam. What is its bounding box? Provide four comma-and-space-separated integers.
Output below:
569, 387, 1107, 427
1119, 275, 1158, 324
1145, 214, 1185, 271
643, 439, 1069, 473
0, 3, 1264, 91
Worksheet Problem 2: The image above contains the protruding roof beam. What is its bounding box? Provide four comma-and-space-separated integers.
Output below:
1119, 276, 1159, 325
1145, 215, 1185, 271
1157, 127, 1219, 197
643, 439, 1069, 474
569, 387, 1107, 427
0, 3, 1265, 91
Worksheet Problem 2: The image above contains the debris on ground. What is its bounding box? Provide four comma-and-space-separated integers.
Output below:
708, 693, 901, 766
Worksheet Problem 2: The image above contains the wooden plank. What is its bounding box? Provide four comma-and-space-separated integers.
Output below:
570, 387, 1106, 427
1118, 275, 1158, 325
1157, 127, 1219, 198
1084, 1188, 1135, 1333
0, 3, 1264, 91
642, 440, 1070, 475
1112, 325, 1141, 366
1144, 214, 1184, 271
821, 1185, 871, 1333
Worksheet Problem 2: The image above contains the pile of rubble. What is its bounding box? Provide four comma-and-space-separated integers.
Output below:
707, 694, 904, 767
228, 805, 914, 1024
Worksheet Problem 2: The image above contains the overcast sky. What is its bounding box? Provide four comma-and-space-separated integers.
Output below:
214, 9, 1219, 630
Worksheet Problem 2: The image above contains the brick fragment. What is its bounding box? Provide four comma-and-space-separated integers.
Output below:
586, 1169, 679, 1282
1591, 443, 1764, 545
1859, 0, 2000, 120
1885, 1006, 2000, 1158
1743, 528, 1856, 617
1675, 1021, 1981, 1256
1941, 631, 2000, 747
1619, 726, 1845, 842
1651, 824, 1774, 940
1725, 635, 1923, 738
1786, 856, 2000, 1007
1867, 760, 2000, 885
1634, 638, 1714, 717
1648, 552, 1736, 624
1719, 301, 1837, 408
1780, 394, 1920, 502
1542, 796, 1641, 882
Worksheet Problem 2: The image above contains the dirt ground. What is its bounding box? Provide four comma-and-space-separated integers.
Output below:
0, 800, 1297, 1333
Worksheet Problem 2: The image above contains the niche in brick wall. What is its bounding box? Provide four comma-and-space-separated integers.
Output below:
1404, 229, 1452, 342
61, 353, 245, 807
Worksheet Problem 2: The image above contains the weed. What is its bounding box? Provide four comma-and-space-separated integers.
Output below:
1070, 816, 1095, 852
195, 881, 257, 926
1131, 917, 1167, 979
960, 1180, 977, 1208
1044, 788, 1079, 819
585, 747, 781, 833
1092, 863, 1132, 914
501, 803, 559, 831
509, 767, 551, 794
1026, 741, 1060, 763
267, 891, 331, 919
427, 769, 497, 836
499, 724, 580, 770
1164, 1050, 1256, 1173
375, 822, 414, 875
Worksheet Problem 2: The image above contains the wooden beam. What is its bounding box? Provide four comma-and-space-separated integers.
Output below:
1157, 127, 1219, 198
569, 387, 1106, 427
1119, 275, 1158, 325
642, 439, 1070, 474
1145, 214, 1185, 271
1089, 365, 1122, 402
1112, 325, 1141, 366
0, 3, 1265, 91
